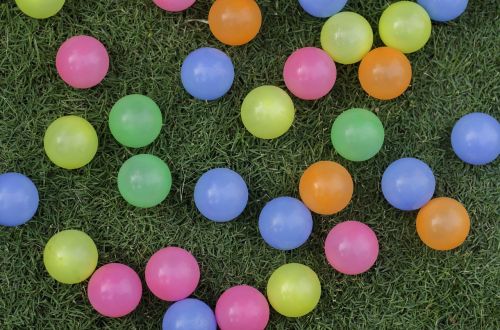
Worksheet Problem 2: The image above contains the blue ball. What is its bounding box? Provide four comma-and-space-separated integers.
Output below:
0, 172, 39, 226
258, 197, 313, 250
417, 0, 468, 22
451, 112, 500, 165
381, 158, 435, 211
162, 298, 216, 330
194, 168, 248, 222
181, 47, 234, 101
298, 0, 348, 18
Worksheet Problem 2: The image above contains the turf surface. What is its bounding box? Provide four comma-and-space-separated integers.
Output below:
1, 0, 499, 329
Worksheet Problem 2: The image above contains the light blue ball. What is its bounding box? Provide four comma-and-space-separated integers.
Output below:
162, 299, 216, 330
298, 0, 348, 18
417, 0, 468, 22
259, 197, 313, 250
194, 168, 248, 222
451, 112, 500, 165
381, 158, 435, 211
181, 47, 234, 101
0, 172, 39, 226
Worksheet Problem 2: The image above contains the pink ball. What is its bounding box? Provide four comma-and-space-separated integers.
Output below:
56, 35, 109, 89
87, 263, 142, 318
324, 221, 379, 275
145, 247, 200, 301
153, 0, 195, 12
215, 285, 270, 330
283, 47, 336, 100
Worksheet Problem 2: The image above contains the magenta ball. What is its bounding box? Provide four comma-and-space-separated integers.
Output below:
215, 285, 269, 330
56, 35, 109, 89
283, 47, 336, 100
324, 221, 379, 275
145, 247, 200, 301
153, 0, 195, 12
87, 263, 142, 318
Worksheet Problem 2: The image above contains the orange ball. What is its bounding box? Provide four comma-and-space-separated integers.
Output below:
358, 47, 412, 100
208, 0, 262, 46
299, 161, 353, 215
416, 197, 470, 251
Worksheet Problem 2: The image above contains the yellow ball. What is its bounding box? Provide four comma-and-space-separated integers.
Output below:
379, 1, 432, 53
44, 115, 98, 170
15, 0, 65, 19
43, 230, 98, 284
267, 263, 321, 317
241, 86, 295, 139
321, 12, 373, 65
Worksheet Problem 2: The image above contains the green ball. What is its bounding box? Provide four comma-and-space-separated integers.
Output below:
109, 94, 162, 148
331, 108, 384, 161
118, 154, 172, 208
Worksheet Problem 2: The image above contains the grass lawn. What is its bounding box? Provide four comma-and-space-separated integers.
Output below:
1, 0, 499, 328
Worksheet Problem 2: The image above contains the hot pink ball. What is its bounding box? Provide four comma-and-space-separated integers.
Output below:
145, 247, 200, 301
153, 0, 195, 12
283, 47, 336, 100
56, 35, 109, 89
215, 285, 270, 330
325, 221, 379, 275
87, 263, 142, 318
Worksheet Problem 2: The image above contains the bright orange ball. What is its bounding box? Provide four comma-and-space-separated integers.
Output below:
358, 47, 412, 100
208, 0, 262, 46
416, 197, 470, 251
299, 161, 353, 215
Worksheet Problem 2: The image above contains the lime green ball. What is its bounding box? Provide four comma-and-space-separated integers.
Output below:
331, 108, 384, 161
118, 154, 172, 208
44, 115, 98, 170
379, 1, 432, 53
241, 86, 295, 139
321, 12, 373, 65
15, 0, 65, 19
43, 230, 98, 284
109, 94, 162, 148
267, 263, 321, 317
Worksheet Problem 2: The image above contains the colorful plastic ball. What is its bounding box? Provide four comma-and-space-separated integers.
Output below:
320, 12, 373, 65
109, 94, 162, 148
117, 154, 172, 208
451, 112, 500, 165
56, 35, 109, 89
15, 0, 64, 19
44, 115, 98, 170
208, 0, 262, 46
181, 48, 235, 101
379, 1, 432, 54
267, 263, 321, 317
154, 0, 195, 12
325, 221, 379, 275
88, 263, 142, 318
417, 0, 468, 22
145, 247, 200, 301
163, 298, 216, 330
331, 108, 384, 161
0, 173, 39, 227
298, 0, 348, 18
381, 158, 435, 211
258, 197, 313, 251
241, 86, 295, 139
299, 161, 353, 215
194, 168, 248, 223
43, 230, 98, 284
416, 197, 470, 250
358, 47, 412, 100
215, 285, 270, 330
283, 47, 336, 100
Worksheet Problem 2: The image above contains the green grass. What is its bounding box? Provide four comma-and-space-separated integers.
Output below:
1, 0, 499, 328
